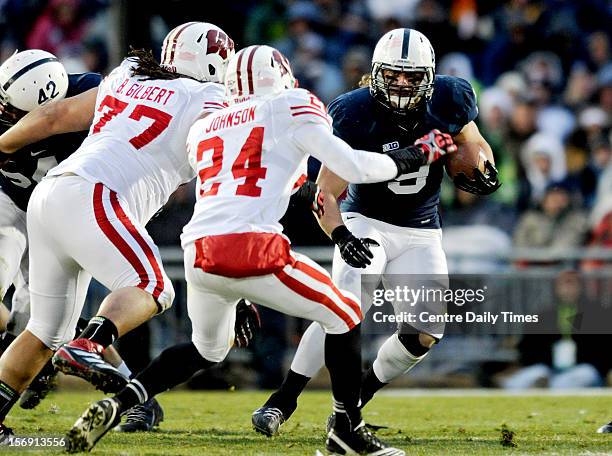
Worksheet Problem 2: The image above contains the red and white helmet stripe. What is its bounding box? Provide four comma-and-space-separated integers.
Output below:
225, 45, 296, 103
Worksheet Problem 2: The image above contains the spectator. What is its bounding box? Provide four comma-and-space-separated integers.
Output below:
340, 46, 370, 92
513, 182, 588, 249
26, 0, 92, 60
500, 271, 611, 389
520, 132, 567, 204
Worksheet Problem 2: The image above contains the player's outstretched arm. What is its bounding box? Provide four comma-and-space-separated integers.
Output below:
0, 87, 98, 153
292, 122, 400, 184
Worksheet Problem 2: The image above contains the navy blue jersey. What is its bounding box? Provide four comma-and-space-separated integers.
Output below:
0, 72, 101, 211
329, 75, 477, 228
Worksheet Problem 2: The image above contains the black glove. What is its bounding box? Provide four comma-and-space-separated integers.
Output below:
454, 160, 501, 195
234, 299, 261, 348
290, 180, 324, 217
331, 225, 379, 268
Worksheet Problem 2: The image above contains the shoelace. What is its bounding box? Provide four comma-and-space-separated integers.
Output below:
125, 404, 150, 423
259, 408, 284, 421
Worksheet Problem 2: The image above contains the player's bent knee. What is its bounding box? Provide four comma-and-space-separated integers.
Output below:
25, 320, 70, 351
191, 336, 231, 364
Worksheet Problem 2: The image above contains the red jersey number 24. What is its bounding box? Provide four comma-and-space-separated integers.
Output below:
197, 127, 267, 198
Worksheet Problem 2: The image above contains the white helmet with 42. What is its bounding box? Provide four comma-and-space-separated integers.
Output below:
0, 49, 68, 126
370, 28, 435, 113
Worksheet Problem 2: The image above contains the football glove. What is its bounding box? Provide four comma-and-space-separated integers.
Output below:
331, 225, 379, 269
454, 160, 501, 195
387, 129, 456, 176
234, 299, 261, 348
290, 180, 325, 217
413, 129, 457, 164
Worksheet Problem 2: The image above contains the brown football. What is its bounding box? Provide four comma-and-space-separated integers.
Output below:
445, 142, 490, 180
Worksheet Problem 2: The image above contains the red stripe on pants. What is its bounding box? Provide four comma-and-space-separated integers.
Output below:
92, 183, 154, 297
292, 260, 362, 320
273, 268, 357, 330
108, 191, 164, 300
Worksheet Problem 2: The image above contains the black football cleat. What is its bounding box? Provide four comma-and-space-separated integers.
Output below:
66, 398, 121, 453
0, 424, 14, 445
326, 420, 405, 456
252, 406, 286, 437
19, 359, 58, 409
114, 398, 164, 433
52, 338, 128, 393
597, 421, 612, 433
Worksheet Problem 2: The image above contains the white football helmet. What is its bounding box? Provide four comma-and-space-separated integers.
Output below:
370, 28, 435, 113
225, 45, 296, 104
0, 49, 68, 126
160, 22, 235, 83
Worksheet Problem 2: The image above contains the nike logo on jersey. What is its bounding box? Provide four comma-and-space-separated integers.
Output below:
382, 141, 400, 152
30, 149, 48, 157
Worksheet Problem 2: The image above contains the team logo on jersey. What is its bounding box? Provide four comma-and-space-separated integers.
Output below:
382, 141, 400, 152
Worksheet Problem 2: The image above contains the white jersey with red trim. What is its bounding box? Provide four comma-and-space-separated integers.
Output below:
48, 58, 227, 225
181, 88, 331, 246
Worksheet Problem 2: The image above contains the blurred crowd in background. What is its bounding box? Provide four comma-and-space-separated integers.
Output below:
1, 0, 611, 389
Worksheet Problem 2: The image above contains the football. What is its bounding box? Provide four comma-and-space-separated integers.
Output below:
445, 142, 490, 180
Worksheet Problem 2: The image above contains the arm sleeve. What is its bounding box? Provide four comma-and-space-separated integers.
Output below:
291, 122, 398, 184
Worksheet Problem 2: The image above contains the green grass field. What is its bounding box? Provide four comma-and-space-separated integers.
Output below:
5, 389, 612, 455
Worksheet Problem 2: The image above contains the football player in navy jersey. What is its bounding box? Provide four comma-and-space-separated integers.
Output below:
0, 50, 164, 435
253, 29, 500, 436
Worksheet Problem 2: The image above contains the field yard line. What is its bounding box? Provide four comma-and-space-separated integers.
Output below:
379, 388, 612, 397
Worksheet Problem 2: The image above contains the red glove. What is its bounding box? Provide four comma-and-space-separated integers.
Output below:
414, 129, 457, 164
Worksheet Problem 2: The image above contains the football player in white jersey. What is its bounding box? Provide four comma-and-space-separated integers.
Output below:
66, 45, 456, 454
0, 22, 235, 440
0, 50, 168, 429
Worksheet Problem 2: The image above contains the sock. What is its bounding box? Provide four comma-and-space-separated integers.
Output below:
325, 325, 362, 430
116, 361, 132, 379
114, 342, 214, 414
0, 380, 19, 422
263, 369, 310, 418
79, 316, 118, 349
372, 333, 428, 383
359, 366, 387, 408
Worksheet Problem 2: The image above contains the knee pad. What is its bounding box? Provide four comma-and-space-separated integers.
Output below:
373, 333, 428, 383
